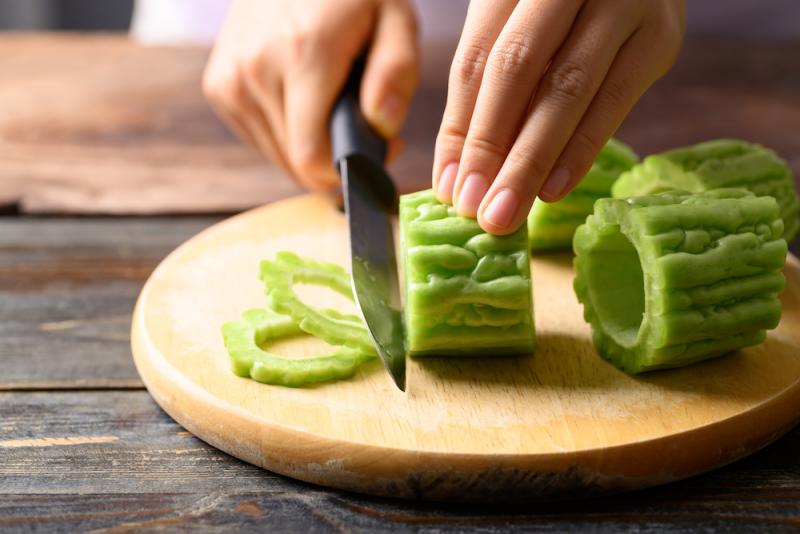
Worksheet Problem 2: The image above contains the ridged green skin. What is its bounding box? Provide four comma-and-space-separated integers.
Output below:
221, 252, 376, 388
527, 138, 639, 251
612, 139, 800, 242
573, 188, 787, 374
400, 190, 536, 356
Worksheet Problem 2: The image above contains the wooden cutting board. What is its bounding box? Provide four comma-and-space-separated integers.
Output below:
131, 194, 800, 502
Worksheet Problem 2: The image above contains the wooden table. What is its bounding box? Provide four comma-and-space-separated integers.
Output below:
2, 34, 800, 531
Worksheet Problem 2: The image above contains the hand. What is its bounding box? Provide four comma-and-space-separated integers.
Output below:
432, 0, 686, 234
203, 0, 419, 192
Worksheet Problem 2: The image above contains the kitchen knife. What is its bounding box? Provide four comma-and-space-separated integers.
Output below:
329, 58, 406, 391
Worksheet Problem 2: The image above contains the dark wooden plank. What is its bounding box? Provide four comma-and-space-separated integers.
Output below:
0, 217, 219, 389
1, 391, 799, 532
1, 35, 797, 216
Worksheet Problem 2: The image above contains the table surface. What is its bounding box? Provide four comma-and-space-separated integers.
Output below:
2, 33, 800, 532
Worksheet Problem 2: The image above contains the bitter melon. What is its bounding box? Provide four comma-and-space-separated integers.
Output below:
221, 252, 376, 387
400, 189, 536, 356
573, 188, 787, 373
527, 138, 638, 251
612, 139, 800, 242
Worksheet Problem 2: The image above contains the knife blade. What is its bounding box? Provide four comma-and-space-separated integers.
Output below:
329, 58, 406, 391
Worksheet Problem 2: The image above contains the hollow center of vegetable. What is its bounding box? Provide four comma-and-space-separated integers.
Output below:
583, 229, 645, 348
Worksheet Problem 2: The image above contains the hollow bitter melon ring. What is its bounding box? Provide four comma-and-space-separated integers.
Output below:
573, 188, 787, 373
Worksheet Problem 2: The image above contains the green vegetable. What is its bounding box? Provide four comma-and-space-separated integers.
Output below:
573, 188, 787, 374
222, 252, 376, 387
222, 308, 374, 387
400, 189, 536, 356
260, 252, 376, 353
612, 138, 800, 242
527, 138, 638, 251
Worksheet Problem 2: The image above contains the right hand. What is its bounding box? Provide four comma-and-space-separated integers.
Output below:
203, 0, 420, 192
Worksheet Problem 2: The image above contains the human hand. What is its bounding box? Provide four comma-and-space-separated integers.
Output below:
203, 0, 419, 192
432, 0, 686, 234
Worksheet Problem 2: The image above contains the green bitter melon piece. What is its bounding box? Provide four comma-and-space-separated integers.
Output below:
400, 189, 536, 356
222, 307, 374, 387
573, 188, 787, 374
527, 138, 639, 251
260, 251, 376, 353
222, 252, 376, 387
612, 138, 800, 242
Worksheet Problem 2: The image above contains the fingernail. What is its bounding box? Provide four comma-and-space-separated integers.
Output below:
541, 166, 571, 199
374, 94, 403, 138
436, 163, 458, 203
457, 173, 489, 217
483, 188, 519, 229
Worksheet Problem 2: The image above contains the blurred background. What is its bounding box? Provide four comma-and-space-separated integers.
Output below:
0, 0, 798, 40
0, 0, 797, 216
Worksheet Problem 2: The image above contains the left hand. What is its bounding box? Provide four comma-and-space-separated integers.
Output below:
432, 0, 686, 234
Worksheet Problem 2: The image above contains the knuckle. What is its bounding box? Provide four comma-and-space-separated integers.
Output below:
287, 22, 323, 64
506, 148, 549, 181
486, 32, 534, 81
570, 129, 604, 162
599, 74, 632, 110
239, 50, 265, 81
464, 134, 510, 161
545, 61, 593, 102
451, 41, 489, 88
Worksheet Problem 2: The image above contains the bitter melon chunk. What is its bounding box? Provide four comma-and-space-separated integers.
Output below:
612, 138, 800, 242
527, 138, 639, 251
573, 188, 787, 374
400, 189, 536, 356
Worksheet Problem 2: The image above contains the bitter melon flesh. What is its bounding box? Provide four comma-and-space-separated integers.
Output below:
612, 139, 800, 242
573, 188, 787, 373
400, 189, 536, 356
527, 138, 638, 251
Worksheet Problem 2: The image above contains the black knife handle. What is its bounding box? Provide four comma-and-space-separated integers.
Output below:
329, 57, 388, 167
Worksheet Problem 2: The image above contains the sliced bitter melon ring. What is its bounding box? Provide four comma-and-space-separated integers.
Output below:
260, 251, 377, 354
527, 138, 639, 251
611, 138, 800, 242
222, 307, 374, 388
400, 189, 536, 356
573, 188, 788, 373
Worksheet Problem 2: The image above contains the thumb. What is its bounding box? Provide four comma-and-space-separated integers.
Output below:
360, 0, 420, 139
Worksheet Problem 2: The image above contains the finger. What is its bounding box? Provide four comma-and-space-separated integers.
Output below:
283, 0, 378, 191
543, 15, 685, 201
360, 0, 419, 139
239, 47, 289, 163
477, 3, 643, 234
431, 0, 517, 203
452, 0, 584, 218
203, 63, 292, 176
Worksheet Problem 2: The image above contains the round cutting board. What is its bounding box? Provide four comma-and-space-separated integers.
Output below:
132, 194, 800, 502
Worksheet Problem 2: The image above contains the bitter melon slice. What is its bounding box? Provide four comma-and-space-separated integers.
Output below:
400, 189, 536, 356
222, 307, 374, 387
528, 138, 639, 251
222, 252, 376, 387
573, 188, 787, 373
612, 139, 800, 242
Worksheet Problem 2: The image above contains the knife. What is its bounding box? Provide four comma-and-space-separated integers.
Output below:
329, 58, 406, 391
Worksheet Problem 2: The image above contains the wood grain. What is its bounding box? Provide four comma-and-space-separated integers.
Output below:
0, 216, 217, 389
1, 35, 797, 215
131, 194, 800, 501
1, 391, 800, 531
